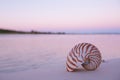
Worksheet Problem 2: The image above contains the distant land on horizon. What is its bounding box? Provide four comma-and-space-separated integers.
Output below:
0, 28, 120, 35
0, 28, 66, 34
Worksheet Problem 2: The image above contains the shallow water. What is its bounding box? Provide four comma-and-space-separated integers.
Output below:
0, 34, 120, 73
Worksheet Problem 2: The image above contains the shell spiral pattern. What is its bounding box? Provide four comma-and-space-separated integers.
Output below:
66, 43, 102, 72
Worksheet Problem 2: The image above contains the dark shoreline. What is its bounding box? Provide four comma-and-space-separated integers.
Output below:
0, 28, 120, 35
0, 28, 66, 35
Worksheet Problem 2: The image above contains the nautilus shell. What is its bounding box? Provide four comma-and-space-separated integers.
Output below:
66, 43, 102, 72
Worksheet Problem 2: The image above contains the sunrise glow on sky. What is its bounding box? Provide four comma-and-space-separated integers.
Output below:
0, 0, 120, 33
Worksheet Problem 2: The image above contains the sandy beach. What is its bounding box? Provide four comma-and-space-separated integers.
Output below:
0, 58, 120, 80
0, 35, 120, 80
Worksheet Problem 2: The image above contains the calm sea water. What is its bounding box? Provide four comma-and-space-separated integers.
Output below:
0, 34, 120, 73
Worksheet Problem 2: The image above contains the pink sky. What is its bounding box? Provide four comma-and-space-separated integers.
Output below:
0, 0, 120, 33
